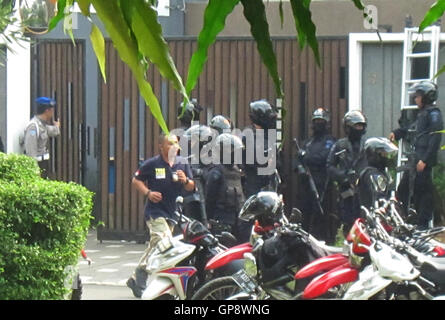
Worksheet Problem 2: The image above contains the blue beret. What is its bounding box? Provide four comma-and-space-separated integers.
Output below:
36, 97, 56, 106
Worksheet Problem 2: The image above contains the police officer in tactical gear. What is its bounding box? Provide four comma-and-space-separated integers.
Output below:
209, 115, 232, 134
177, 98, 202, 130
295, 107, 336, 242
358, 137, 398, 209
181, 124, 216, 224
238, 100, 279, 243
389, 80, 443, 229
242, 99, 278, 198
23, 97, 60, 178
205, 133, 246, 242
327, 110, 368, 233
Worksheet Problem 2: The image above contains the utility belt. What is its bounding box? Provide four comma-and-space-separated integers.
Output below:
34, 153, 50, 162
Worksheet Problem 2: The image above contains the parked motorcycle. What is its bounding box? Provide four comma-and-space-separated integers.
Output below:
191, 191, 343, 300
297, 203, 445, 300
140, 197, 243, 300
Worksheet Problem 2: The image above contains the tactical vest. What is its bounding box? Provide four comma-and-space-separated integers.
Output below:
220, 165, 246, 214
218, 166, 245, 220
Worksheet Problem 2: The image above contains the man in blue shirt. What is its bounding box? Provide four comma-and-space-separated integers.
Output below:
127, 132, 194, 298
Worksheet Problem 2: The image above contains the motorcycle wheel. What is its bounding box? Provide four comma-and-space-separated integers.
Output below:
191, 276, 247, 300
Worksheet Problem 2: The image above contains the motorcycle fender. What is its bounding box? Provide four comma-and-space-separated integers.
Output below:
141, 277, 176, 300
295, 253, 349, 279
205, 243, 252, 270
303, 264, 359, 299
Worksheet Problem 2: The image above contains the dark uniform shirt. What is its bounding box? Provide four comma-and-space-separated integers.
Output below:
300, 134, 336, 194
134, 155, 193, 221
242, 126, 274, 197
326, 136, 368, 189
393, 106, 443, 166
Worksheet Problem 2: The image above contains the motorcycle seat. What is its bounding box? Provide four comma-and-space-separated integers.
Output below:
421, 257, 445, 286
309, 236, 343, 255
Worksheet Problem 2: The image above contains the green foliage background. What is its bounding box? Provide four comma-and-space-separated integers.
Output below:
0, 153, 93, 299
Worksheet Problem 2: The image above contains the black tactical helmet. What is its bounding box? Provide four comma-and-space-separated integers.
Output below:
364, 137, 398, 168
177, 99, 202, 126
249, 100, 277, 129
408, 80, 438, 105
312, 107, 330, 122
209, 115, 232, 134
343, 110, 367, 128
239, 191, 283, 223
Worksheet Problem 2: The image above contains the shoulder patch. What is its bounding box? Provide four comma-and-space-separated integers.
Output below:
325, 140, 334, 149
429, 110, 441, 122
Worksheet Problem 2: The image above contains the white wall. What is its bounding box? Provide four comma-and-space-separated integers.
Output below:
6, 40, 30, 154
2, 3, 31, 154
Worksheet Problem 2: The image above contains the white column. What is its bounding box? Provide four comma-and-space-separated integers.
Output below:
3, 1, 31, 154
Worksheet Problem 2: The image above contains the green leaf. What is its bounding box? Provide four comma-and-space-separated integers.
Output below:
289, 0, 320, 66
419, 0, 445, 32
279, 0, 284, 29
119, 0, 187, 99
77, 0, 92, 16
185, 0, 241, 97
91, 0, 169, 134
350, 0, 365, 10
48, 0, 67, 32
89, 24, 106, 82
433, 64, 445, 79
241, 0, 283, 98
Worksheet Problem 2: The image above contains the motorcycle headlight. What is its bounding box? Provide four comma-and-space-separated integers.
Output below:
244, 252, 257, 277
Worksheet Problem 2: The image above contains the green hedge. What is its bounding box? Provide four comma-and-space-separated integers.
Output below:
433, 162, 445, 225
0, 153, 93, 299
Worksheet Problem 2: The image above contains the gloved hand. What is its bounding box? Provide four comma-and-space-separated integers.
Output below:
341, 169, 357, 186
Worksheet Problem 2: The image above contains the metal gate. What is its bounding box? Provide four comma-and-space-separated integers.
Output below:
31, 39, 85, 184
97, 37, 348, 241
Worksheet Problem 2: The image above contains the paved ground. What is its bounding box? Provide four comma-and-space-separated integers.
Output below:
78, 229, 147, 299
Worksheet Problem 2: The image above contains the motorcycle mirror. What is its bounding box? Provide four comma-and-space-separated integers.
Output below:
289, 208, 303, 224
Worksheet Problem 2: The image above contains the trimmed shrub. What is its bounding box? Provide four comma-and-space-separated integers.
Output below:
0, 153, 41, 183
0, 153, 93, 299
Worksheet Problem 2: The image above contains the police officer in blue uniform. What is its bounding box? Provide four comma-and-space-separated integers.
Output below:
23, 97, 60, 178
390, 80, 443, 229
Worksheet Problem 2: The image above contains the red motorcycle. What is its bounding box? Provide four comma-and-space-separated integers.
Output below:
295, 200, 445, 300
294, 218, 369, 299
